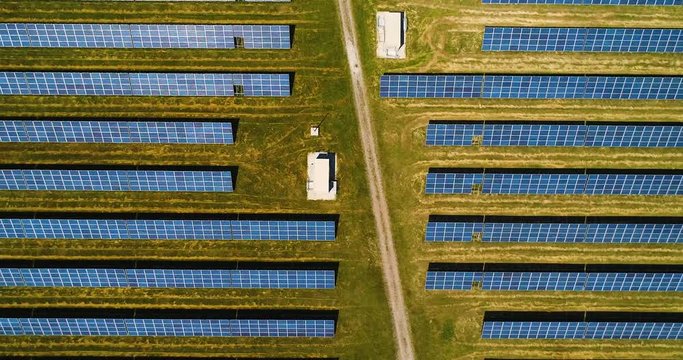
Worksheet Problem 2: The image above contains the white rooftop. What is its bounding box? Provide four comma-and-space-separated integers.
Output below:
376, 11, 406, 59
307, 152, 337, 201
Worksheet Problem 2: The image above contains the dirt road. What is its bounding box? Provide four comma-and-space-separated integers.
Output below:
335, 1, 416, 359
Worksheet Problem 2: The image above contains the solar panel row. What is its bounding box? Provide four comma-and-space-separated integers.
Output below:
483, 27, 683, 53
482, 0, 681, 5
426, 271, 682, 291
482, 321, 682, 339
0, 268, 335, 289
379, 74, 683, 99
425, 170, 682, 195
0, 72, 290, 97
0, 218, 336, 241
0, 23, 291, 49
0, 120, 234, 144
0, 169, 234, 192
426, 122, 683, 147
0, 318, 333, 337
425, 220, 681, 243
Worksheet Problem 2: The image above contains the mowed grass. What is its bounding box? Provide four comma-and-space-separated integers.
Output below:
0, 1, 396, 359
352, 0, 683, 359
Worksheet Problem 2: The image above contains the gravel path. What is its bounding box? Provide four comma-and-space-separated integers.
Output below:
335, 1, 416, 359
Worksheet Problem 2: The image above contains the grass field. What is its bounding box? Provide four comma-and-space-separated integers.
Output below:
351, 0, 683, 359
0, 1, 396, 359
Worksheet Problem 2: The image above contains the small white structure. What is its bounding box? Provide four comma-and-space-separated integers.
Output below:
307, 152, 337, 200
310, 126, 320, 137
376, 11, 407, 59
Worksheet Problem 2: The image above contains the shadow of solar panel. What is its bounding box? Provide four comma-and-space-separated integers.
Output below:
0, 72, 290, 97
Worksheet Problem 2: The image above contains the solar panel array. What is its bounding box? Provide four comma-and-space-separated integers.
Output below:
426, 270, 682, 291
425, 170, 682, 195
0, 268, 335, 289
482, 321, 682, 339
379, 74, 683, 99
425, 219, 682, 243
0, 23, 291, 49
0, 218, 336, 241
0, 120, 234, 144
0, 169, 234, 192
0, 72, 290, 97
483, 27, 683, 53
426, 122, 683, 147
0, 318, 334, 337
482, 0, 681, 5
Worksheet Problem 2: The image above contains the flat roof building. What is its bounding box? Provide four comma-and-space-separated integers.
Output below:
376, 11, 407, 59
307, 152, 337, 200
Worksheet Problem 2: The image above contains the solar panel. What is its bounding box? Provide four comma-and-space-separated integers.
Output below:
481, 0, 680, 4
426, 122, 682, 148
379, 74, 683, 99
0, 23, 290, 49
425, 169, 682, 195
483, 27, 683, 53
0, 169, 233, 192
1, 318, 333, 337
482, 321, 682, 339
0, 218, 336, 241
426, 266, 682, 291
0, 268, 334, 289
586, 174, 682, 195
425, 218, 682, 243
0, 120, 234, 144
0, 72, 290, 97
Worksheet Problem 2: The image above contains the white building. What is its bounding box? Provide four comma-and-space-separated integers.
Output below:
307, 152, 337, 201
376, 11, 407, 59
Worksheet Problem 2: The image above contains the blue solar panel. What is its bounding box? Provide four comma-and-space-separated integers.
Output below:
0, 23, 290, 49
425, 170, 682, 195
0, 268, 334, 289
380, 74, 683, 99
586, 174, 682, 195
483, 321, 682, 339
425, 219, 682, 243
483, 272, 586, 290
426, 122, 682, 147
0, 318, 333, 337
483, 27, 683, 53
0, 218, 336, 241
0, 72, 290, 97
379, 74, 483, 98
425, 271, 482, 290
586, 273, 682, 291
483, 173, 586, 194
426, 269, 682, 291
585, 223, 682, 243
0, 120, 234, 144
482, 0, 680, 4
0, 169, 233, 192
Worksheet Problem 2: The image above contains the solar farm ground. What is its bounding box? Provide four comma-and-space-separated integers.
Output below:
0, 1, 396, 359
352, 0, 683, 359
